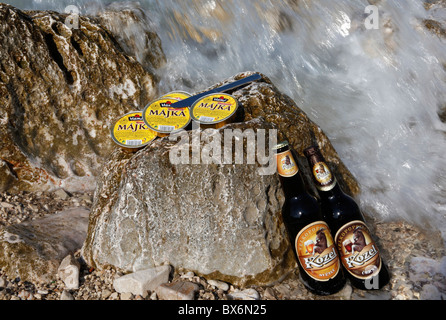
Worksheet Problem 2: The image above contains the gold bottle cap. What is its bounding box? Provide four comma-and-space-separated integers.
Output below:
273, 141, 290, 151
303, 145, 320, 157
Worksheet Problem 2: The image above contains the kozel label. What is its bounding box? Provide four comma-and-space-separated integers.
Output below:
111, 111, 157, 148
191, 93, 238, 124
335, 220, 382, 279
143, 98, 191, 133
295, 221, 341, 281
276, 150, 298, 177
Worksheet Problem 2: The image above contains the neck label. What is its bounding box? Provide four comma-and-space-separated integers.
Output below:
276, 150, 298, 177
312, 161, 336, 191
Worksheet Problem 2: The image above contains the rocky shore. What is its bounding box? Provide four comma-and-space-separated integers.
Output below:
0, 190, 444, 300
1, 2, 445, 301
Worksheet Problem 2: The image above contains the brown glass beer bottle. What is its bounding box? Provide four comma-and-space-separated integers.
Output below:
304, 145, 390, 290
274, 141, 345, 295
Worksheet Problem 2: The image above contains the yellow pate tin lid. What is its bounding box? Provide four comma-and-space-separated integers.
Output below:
190, 93, 239, 124
160, 91, 191, 101
142, 98, 191, 134
110, 111, 157, 148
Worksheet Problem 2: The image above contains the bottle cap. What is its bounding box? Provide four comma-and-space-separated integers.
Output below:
303, 145, 320, 157
273, 141, 289, 151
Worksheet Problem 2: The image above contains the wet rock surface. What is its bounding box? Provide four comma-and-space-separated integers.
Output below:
0, 4, 163, 193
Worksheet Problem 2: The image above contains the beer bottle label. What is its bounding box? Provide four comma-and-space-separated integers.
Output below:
295, 221, 341, 281
276, 150, 298, 177
334, 220, 382, 280
311, 161, 336, 191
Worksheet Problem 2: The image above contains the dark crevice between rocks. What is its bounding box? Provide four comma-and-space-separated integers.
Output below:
50, 21, 59, 35
43, 32, 74, 85
70, 37, 84, 57
1, 159, 18, 179
6, 82, 25, 137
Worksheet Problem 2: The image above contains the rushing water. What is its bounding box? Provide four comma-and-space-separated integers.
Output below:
6, 0, 446, 242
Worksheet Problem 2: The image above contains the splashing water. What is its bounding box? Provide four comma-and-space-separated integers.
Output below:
7, 0, 446, 242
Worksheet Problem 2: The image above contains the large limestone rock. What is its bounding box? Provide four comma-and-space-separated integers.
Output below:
82, 72, 359, 287
84, 119, 293, 287
0, 4, 163, 193
0, 207, 89, 283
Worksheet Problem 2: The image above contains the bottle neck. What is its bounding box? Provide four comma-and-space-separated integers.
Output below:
317, 182, 343, 200
304, 146, 340, 197
275, 146, 306, 198
279, 171, 307, 198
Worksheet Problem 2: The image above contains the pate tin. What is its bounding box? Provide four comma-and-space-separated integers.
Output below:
110, 111, 157, 150
142, 98, 191, 136
190, 93, 239, 129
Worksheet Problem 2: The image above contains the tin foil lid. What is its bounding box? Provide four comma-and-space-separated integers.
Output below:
110, 111, 157, 148
190, 93, 239, 124
142, 98, 191, 134
160, 91, 191, 101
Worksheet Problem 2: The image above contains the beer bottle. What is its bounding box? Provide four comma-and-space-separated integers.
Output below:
303, 145, 390, 290
274, 141, 345, 295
